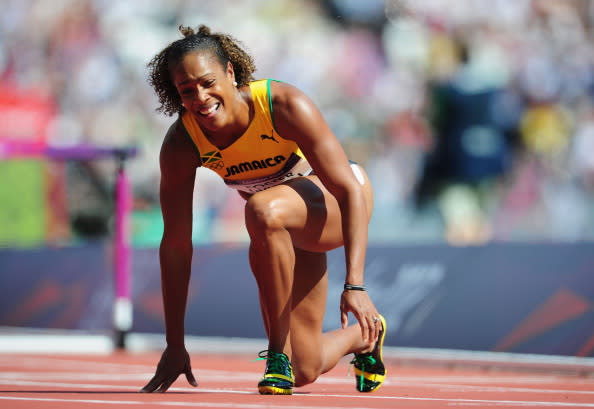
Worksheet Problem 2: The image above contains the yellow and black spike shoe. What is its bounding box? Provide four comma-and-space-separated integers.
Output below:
257, 350, 294, 395
350, 314, 387, 392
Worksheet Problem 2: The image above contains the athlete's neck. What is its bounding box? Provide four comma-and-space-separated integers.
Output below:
202, 86, 253, 150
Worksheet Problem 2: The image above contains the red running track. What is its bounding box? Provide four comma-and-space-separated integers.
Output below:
0, 351, 593, 409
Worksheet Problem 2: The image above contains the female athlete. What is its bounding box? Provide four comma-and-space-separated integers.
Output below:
141, 24, 387, 395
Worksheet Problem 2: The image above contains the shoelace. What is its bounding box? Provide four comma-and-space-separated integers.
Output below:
350, 354, 377, 391
257, 350, 291, 378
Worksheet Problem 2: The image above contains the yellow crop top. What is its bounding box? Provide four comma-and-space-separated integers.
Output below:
181, 79, 312, 193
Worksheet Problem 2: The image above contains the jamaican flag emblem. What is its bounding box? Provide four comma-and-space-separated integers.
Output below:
201, 150, 224, 170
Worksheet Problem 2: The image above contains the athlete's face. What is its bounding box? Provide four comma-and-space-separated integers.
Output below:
171, 51, 237, 133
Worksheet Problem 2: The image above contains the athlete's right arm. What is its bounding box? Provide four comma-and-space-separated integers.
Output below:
158, 119, 199, 348
142, 119, 200, 393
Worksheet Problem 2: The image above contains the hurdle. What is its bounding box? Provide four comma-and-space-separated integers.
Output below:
0, 142, 139, 349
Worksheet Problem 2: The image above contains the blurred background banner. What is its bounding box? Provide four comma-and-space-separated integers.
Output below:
1, 0, 593, 354
0, 84, 55, 148
0, 84, 57, 245
1, 243, 593, 357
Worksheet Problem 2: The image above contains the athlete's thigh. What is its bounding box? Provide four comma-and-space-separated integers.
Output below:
246, 175, 343, 252
285, 165, 373, 252
246, 164, 373, 252
284, 175, 346, 252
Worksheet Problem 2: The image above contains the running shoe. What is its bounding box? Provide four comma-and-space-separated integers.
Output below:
350, 314, 387, 392
257, 350, 294, 395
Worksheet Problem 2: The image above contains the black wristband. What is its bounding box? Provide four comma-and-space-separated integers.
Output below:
343, 283, 366, 291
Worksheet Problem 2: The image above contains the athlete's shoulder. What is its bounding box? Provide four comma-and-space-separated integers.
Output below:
268, 79, 300, 98
160, 117, 200, 170
162, 118, 189, 150
268, 80, 320, 125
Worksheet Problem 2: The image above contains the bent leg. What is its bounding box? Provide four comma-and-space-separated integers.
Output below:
245, 177, 343, 354
290, 248, 370, 387
244, 166, 375, 387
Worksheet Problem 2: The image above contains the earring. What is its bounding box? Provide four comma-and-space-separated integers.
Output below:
233, 81, 238, 87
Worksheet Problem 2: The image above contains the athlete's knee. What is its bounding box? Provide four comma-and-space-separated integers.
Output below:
293, 362, 322, 387
293, 368, 320, 386
245, 194, 287, 233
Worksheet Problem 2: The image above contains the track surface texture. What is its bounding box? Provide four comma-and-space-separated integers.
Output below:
1, 347, 594, 409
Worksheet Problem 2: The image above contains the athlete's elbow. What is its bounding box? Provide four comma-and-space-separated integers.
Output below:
160, 234, 193, 258
332, 182, 364, 208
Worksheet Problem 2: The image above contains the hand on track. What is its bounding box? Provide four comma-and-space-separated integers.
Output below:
141, 345, 198, 393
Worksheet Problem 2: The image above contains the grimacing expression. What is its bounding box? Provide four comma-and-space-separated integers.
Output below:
172, 51, 236, 132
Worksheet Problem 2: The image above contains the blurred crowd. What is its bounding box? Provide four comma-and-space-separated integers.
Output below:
1, 0, 593, 245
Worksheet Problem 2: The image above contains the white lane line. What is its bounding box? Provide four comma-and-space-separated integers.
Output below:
1, 393, 594, 408
0, 396, 329, 409
0, 372, 151, 381
414, 382, 594, 395
3, 374, 593, 397
0, 379, 151, 391
1, 380, 594, 408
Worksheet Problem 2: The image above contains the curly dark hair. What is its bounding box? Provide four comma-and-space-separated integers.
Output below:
147, 24, 256, 116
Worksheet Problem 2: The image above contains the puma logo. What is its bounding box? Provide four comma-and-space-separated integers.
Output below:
260, 133, 279, 143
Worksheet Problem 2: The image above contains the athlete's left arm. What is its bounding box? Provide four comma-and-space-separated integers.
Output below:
270, 81, 378, 343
